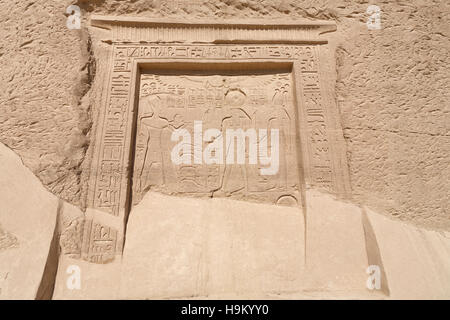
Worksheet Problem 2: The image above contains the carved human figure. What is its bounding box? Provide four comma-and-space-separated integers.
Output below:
247, 82, 291, 192
219, 89, 252, 195
134, 94, 170, 195
133, 74, 300, 205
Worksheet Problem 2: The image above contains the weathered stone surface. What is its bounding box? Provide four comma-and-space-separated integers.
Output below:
0, 0, 449, 300
0, 0, 91, 208
1, 0, 448, 230
1, 139, 448, 299
366, 207, 450, 299
0, 143, 58, 299
78, 0, 450, 231
52, 190, 450, 299
303, 190, 368, 294
120, 192, 305, 299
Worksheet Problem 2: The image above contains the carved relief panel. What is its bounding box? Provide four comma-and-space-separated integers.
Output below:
90, 44, 340, 218
133, 71, 301, 206
62, 17, 349, 264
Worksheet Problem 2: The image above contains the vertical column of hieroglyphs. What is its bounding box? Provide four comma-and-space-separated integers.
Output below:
297, 46, 333, 191
83, 46, 132, 263
94, 46, 132, 216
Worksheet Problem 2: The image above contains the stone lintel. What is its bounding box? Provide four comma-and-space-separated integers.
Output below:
90, 15, 337, 44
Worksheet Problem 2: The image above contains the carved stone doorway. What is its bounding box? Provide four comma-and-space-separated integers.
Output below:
76, 16, 350, 264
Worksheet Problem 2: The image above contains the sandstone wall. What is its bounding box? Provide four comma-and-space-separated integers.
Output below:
1, 139, 449, 299
0, 142, 59, 299
0, 0, 448, 229
0, 0, 90, 206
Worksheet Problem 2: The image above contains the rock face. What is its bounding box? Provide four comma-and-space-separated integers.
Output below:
0, 143, 58, 299
0, 141, 449, 299
0, 0, 91, 208
366, 208, 450, 299
120, 193, 306, 299
1, 0, 448, 231
51, 190, 450, 300
0, 1, 449, 300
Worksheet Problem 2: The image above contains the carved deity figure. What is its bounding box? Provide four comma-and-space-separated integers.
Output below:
219, 89, 252, 195
132, 73, 299, 206
134, 94, 170, 195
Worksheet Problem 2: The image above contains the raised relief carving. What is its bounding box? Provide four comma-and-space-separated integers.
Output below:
132, 71, 301, 206
60, 217, 120, 264
91, 44, 336, 219
81, 220, 119, 264
60, 217, 84, 258
82, 16, 345, 264
83, 44, 342, 264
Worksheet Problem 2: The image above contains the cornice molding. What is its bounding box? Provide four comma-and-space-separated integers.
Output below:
90, 15, 337, 44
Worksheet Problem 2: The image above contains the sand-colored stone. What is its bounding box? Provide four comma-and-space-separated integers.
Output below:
366, 208, 450, 299
1, 142, 448, 299
51, 190, 450, 300
0, 1, 449, 300
303, 190, 368, 294
120, 192, 305, 299
1, 0, 447, 231
0, 143, 58, 299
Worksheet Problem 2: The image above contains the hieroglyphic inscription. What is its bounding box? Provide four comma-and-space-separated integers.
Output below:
87, 44, 334, 263
299, 47, 333, 191
133, 72, 300, 205
114, 45, 321, 72
296, 47, 333, 188
81, 220, 119, 264
95, 74, 130, 216
94, 44, 329, 215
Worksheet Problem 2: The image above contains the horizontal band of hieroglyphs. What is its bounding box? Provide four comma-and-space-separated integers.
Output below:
114, 45, 318, 62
